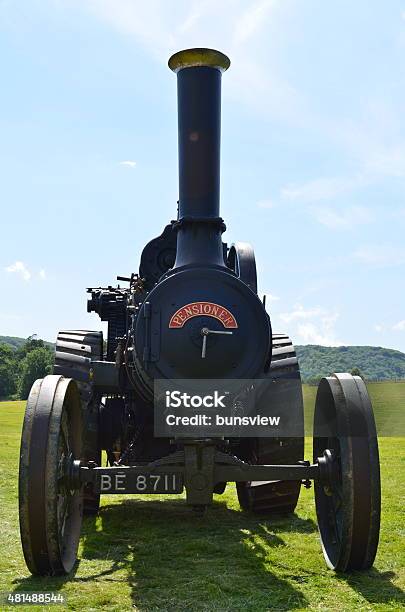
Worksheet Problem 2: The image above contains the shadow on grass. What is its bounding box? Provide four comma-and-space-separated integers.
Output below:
338, 569, 405, 607
80, 498, 315, 610
12, 499, 314, 610
12, 499, 404, 611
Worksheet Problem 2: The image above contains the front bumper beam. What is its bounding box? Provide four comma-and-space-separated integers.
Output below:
71, 444, 321, 506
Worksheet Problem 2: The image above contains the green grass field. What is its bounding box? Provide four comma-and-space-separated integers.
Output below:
0, 383, 404, 611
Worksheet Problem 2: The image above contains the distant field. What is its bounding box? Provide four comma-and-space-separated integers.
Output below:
303, 380, 405, 436
0, 384, 404, 611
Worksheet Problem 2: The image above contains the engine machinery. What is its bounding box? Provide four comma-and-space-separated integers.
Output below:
19, 48, 381, 577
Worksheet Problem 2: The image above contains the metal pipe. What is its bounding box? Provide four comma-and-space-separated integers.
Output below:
168, 48, 230, 268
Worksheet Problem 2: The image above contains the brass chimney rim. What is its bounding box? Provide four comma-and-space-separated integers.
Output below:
168, 48, 230, 73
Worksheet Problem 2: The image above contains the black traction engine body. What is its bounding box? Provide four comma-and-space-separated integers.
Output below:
56, 48, 303, 514
20, 48, 381, 578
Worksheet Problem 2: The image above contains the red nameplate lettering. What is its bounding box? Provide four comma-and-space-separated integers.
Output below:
169, 302, 238, 329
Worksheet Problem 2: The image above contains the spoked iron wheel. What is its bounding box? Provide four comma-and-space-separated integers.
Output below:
19, 375, 83, 575
313, 373, 381, 571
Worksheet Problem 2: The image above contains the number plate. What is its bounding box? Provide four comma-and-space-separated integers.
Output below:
98, 471, 183, 494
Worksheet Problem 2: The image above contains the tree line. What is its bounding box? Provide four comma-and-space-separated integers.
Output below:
1, 336, 404, 400
0, 336, 53, 400
295, 344, 405, 383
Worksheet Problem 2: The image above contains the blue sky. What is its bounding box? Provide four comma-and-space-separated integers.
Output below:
1, 0, 405, 351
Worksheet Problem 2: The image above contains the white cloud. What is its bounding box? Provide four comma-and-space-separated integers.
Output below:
364, 144, 405, 178
5, 261, 31, 281
268, 293, 280, 302
296, 322, 342, 347
353, 245, 405, 267
233, 0, 279, 45
75, 0, 405, 208
309, 205, 373, 230
177, 2, 207, 34
279, 304, 323, 324
119, 160, 136, 167
85, 0, 286, 57
39, 269, 46, 280
280, 175, 363, 203
393, 208, 405, 219
84, 0, 177, 60
375, 321, 405, 332
177, 0, 230, 36
263, 293, 280, 303
277, 304, 342, 346
257, 199, 276, 209
227, 55, 301, 123
83, 0, 300, 122
263, 173, 375, 228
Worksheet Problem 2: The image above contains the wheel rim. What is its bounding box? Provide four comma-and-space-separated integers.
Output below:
313, 374, 381, 571
19, 375, 83, 575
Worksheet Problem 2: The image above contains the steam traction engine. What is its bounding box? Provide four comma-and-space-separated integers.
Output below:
19, 49, 380, 576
